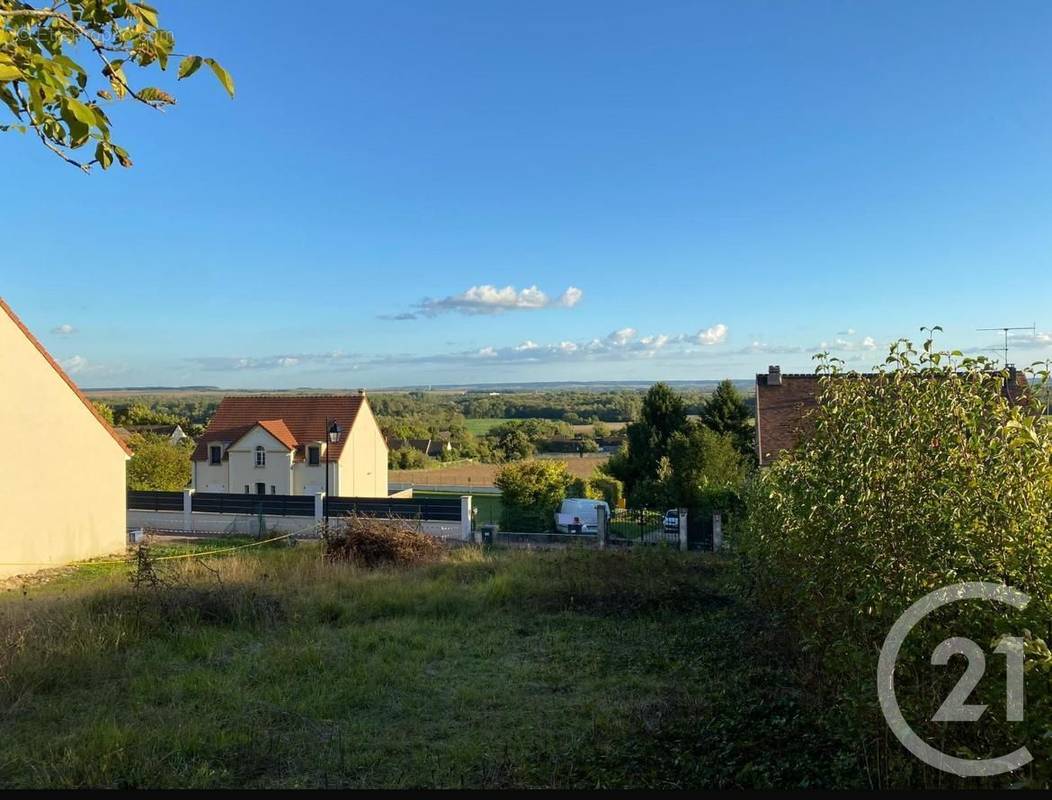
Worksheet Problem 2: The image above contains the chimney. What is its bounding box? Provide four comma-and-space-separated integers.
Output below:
768, 365, 782, 386
358, 388, 366, 396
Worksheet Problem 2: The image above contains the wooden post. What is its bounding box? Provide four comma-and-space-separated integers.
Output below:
712, 511, 723, 552
678, 508, 688, 552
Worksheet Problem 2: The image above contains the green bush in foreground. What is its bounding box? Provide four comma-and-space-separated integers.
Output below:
494, 459, 573, 531
738, 335, 1052, 787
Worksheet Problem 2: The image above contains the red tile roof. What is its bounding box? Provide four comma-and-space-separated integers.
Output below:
192, 395, 367, 463
0, 297, 132, 457
256, 419, 298, 450
755, 367, 1033, 466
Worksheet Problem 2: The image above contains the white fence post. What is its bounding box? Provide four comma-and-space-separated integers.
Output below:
461, 495, 473, 542
678, 508, 689, 552
712, 511, 723, 552
183, 489, 195, 531
314, 492, 326, 528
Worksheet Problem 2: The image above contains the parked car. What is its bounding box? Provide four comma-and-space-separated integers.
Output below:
663, 509, 680, 533
554, 498, 611, 534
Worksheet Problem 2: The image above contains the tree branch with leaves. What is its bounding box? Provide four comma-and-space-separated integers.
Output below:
0, 0, 233, 172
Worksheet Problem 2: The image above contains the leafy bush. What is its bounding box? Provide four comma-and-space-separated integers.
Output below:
388, 446, 431, 470
495, 459, 573, 532
126, 435, 192, 490
323, 514, 442, 568
588, 473, 624, 508
737, 337, 1052, 786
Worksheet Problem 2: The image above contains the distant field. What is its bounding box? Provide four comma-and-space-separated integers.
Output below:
570, 421, 628, 436
391, 455, 609, 488
466, 419, 629, 437
463, 418, 508, 435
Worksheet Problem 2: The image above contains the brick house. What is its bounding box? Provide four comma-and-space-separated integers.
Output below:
755, 364, 1031, 466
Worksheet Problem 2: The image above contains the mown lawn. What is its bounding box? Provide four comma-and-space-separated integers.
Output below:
0, 545, 860, 789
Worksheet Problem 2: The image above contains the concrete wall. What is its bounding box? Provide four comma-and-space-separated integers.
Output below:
127, 509, 460, 539
128, 509, 316, 536
0, 304, 129, 579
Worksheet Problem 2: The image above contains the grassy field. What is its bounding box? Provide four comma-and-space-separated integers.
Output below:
0, 544, 859, 789
391, 455, 609, 488
462, 418, 508, 436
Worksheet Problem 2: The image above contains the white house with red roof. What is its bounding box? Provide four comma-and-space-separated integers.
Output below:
190, 393, 388, 498
0, 298, 132, 579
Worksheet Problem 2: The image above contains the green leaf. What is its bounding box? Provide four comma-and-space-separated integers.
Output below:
95, 141, 113, 170
113, 144, 133, 168
204, 58, 235, 98
65, 98, 97, 127
131, 3, 159, 28
0, 56, 22, 81
138, 87, 176, 105
178, 55, 203, 80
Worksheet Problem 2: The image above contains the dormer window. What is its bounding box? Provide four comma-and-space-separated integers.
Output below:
308, 445, 321, 466
255, 445, 266, 467
209, 445, 222, 465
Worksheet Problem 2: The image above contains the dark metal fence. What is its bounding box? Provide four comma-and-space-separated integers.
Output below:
608, 507, 679, 546
126, 490, 183, 512
127, 490, 462, 522
192, 492, 316, 517
325, 496, 461, 521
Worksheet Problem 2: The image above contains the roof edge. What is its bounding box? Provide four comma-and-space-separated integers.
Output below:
0, 297, 133, 457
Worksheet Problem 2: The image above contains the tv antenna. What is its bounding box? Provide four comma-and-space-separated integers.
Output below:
976, 323, 1036, 366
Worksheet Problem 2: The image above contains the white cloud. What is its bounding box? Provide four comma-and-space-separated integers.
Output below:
61, 354, 89, 374
387, 284, 585, 319
57, 354, 126, 379
557, 287, 584, 308
697, 323, 728, 345
52, 323, 77, 336
607, 327, 637, 346
1010, 331, 1052, 350
186, 352, 355, 371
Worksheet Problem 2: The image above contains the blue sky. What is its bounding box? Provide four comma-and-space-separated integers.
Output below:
3, 0, 1051, 388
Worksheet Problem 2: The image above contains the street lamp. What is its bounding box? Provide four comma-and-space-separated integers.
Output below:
325, 419, 342, 528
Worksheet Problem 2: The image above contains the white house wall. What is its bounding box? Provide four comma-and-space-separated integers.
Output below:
338, 399, 388, 498
0, 307, 128, 579
226, 426, 294, 494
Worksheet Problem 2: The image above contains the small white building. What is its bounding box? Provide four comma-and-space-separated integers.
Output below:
191, 393, 388, 497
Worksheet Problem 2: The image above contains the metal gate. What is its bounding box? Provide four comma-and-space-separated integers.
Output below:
608, 508, 678, 546
686, 510, 724, 551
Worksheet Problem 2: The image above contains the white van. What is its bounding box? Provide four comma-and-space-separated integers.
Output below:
554, 498, 610, 534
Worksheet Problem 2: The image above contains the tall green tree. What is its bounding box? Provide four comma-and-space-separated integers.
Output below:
607, 382, 687, 504
1, 0, 232, 171
665, 423, 746, 506
699, 379, 754, 459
